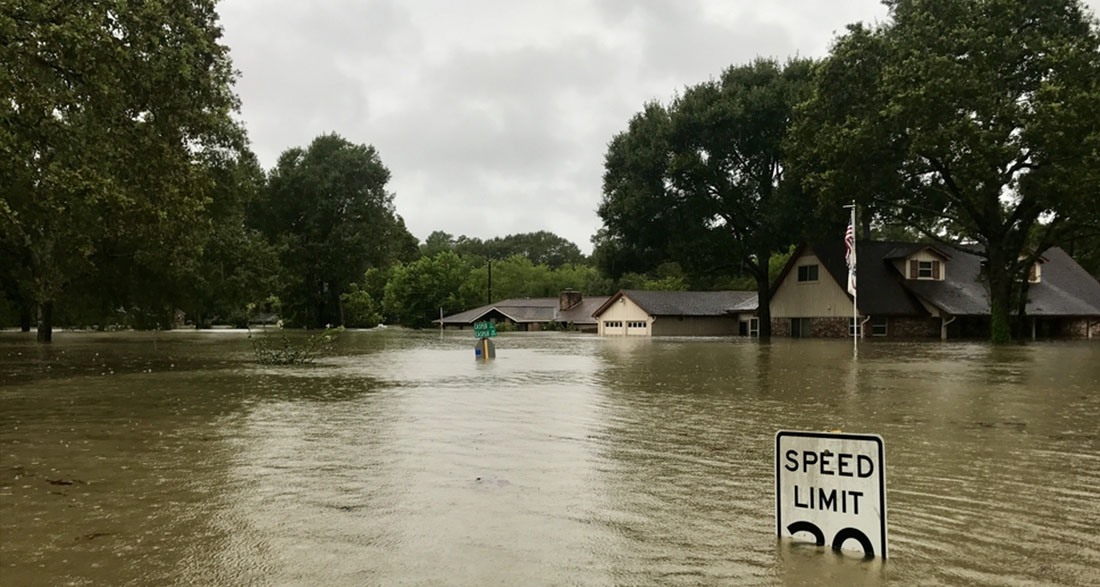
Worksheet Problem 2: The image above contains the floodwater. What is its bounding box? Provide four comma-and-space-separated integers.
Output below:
1, 330, 1098, 586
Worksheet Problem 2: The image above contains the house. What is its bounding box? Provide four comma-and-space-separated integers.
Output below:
437, 290, 608, 332
769, 240, 1100, 339
591, 290, 758, 336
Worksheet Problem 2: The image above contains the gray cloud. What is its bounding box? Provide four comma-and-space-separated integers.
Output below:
219, 0, 1097, 254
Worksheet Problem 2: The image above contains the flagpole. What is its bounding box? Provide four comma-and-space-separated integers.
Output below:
843, 202, 858, 358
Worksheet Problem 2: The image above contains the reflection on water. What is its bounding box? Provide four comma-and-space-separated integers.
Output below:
1, 331, 1098, 585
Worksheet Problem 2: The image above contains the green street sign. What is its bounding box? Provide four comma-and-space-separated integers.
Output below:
473, 321, 497, 338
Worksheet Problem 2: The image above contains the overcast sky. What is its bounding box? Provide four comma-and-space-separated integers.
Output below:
218, 0, 1097, 255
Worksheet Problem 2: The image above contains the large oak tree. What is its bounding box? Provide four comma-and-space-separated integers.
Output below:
599, 59, 814, 336
1, 0, 245, 341
795, 0, 1100, 342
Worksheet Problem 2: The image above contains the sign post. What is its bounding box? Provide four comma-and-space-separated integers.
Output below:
775, 430, 887, 558
473, 321, 497, 360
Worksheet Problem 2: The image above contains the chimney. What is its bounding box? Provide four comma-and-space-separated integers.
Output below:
559, 289, 582, 311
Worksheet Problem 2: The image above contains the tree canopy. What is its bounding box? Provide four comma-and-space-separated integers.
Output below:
251, 133, 418, 328
420, 230, 587, 268
1, 0, 245, 340
598, 58, 815, 335
795, 0, 1100, 342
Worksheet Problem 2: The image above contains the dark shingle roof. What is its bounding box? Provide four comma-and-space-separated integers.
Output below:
1026, 247, 1100, 315
558, 297, 608, 324
810, 241, 929, 316
606, 290, 758, 317
903, 245, 1100, 316
808, 240, 1100, 317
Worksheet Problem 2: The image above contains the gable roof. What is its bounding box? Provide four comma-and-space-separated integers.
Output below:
438, 296, 609, 325
806, 241, 931, 316
593, 289, 758, 318
777, 240, 1100, 318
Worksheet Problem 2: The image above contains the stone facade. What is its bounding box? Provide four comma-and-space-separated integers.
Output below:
770, 316, 942, 338
1052, 318, 1100, 339
885, 317, 940, 338
812, 317, 850, 338
769, 317, 856, 338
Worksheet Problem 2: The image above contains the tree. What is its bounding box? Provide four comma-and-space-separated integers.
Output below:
1, 1, 245, 341
482, 231, 586, 268
598, 103, 679, 279
421, 230, 587, 269
598, 59, 815, 335
795, 0, 1100, 343
252, 134, 416, 328
420, 230, 456, 258
383, 251, 476, 328
181, 151, 280, 328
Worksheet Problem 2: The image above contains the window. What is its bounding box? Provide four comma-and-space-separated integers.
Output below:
797, 264, 819, 282
1028, 263, 1040, 283
910, 259, 941, 280
605, 320, 622, 328
872, 317, 888, 337
749, 318, 759, 337
627, 321, 646, 329
849, 317, 862, 336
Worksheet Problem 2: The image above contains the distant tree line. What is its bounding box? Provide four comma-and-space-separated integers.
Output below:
4, 0, 1098, 344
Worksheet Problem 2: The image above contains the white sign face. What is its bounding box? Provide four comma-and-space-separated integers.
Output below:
776, 431, 887, 558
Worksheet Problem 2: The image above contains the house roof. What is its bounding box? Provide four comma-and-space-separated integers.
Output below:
902, 245, 1100, 317
784, 239, 1100, 318
809, 241, 931, 316
882, 243, 952, 261
558, 296, 609, 324
438, 296, 609, 325
593, 289, 758, 318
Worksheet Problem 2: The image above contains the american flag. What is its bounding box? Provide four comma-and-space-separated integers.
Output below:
845, 212, 857, 295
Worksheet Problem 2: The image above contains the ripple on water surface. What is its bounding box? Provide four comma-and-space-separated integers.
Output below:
1, 331, 1098, 586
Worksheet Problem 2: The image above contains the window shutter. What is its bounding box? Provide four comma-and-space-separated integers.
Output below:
932, 260, 941, 279
909, 259, 918, 279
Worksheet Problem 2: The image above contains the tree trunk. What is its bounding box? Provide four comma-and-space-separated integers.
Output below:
36, 300, 53, 343
987, 268, 1013, 344
20, 303, 32, 332
1013, 279, 1031, 342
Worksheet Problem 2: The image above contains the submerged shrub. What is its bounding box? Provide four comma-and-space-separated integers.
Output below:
249, 323, 343, 365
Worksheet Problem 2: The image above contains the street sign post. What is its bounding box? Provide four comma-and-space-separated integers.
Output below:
474, 337, 496, 359
776, 431, 887, 558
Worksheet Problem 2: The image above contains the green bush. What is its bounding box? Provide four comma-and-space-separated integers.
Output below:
249, 325, 343, 365
340, 287, 382, 327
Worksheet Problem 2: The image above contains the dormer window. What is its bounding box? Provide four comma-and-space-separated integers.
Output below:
1028, 263, 1041, 283
908, 259, 941, 280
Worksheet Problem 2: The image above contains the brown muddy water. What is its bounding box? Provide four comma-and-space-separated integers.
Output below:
1, 330, 1098, 586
